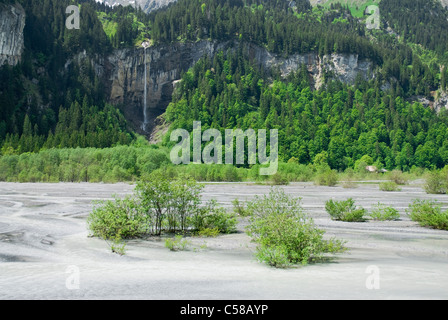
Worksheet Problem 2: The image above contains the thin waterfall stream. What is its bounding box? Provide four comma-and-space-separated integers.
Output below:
142, 42, 149, 131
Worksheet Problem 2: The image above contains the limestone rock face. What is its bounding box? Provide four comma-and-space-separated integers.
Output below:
249, 44, 372, 90
0, 2, 26, 67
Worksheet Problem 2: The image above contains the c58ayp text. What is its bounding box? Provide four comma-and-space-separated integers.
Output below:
180, 304, 269, 317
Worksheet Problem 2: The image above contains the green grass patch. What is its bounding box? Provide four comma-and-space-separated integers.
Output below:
311, 0, 381, 18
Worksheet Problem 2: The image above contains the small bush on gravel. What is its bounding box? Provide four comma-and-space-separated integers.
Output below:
136, 172, 204, 235
314, 169, 338, 187
232, 198, 251, 217
379, 181, 401, 192
370, 203, 400, 221
165, 235, 191, 251
190, 199, 238, 234
325, 198, 367, 222
424, 171, 448, 194
388, 170, 408, 185
88, 173, 236, 255
246, 188, 346, 267
406, 199, 448, 230
87, 196, 148, 240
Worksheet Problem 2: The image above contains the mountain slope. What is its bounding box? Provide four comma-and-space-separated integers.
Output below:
1, 0, 448, 172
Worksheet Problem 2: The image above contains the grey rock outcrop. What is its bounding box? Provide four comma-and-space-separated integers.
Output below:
249, 44, 372, 90
96, 0, 177, 13
434, 91, 448, 112
0, 2, 25, 67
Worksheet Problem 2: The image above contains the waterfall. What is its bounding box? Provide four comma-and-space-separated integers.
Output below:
142, 44, 149, 131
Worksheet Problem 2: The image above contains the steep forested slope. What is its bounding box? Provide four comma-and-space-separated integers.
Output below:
1, 0, 448, 174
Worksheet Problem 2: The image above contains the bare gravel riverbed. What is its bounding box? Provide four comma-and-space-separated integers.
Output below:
0, 181, 447, 300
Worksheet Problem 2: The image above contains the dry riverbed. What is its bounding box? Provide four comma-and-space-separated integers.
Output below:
0, 181, 447, 300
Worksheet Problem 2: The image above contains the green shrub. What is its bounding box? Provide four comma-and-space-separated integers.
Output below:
109, 235, 127, 255
424, 171, 448, 194
388, 170, 408, 185
314, 169, 338, 186
196, 227, 220, 237
370, 203, 400, 221
136, 172, 204, 234
246, 188, 346, 267
341, 168, 359, 188
342, 180, 358, 189
255, 246, 291, 268
87, 196, 148, 240
406, 199, 448, 230
325, 198, 367, 222
232, 198, 251, 217
269, 172, 290, 185
191, 200, 238, 234
379, 181, 401, 191
88, 173, 212, 243
165, 235, 191, 251
207, 209, 238, 234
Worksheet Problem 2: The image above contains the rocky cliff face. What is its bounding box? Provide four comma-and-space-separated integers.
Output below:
98, 40, 374, 135
96, 0, 177, 13
434, 91, 448, 112
0, 2, 25, 67
103, 41, 225, 133
249, 44, 373, 90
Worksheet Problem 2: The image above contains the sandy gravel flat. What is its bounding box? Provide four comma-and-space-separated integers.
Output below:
0, 181, 447, 300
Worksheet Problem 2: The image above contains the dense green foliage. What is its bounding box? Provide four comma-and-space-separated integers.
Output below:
190, 199, 238, 233
135, 172, 204, 234
150, 0, 380, 60
380, 0, 448, 64
246, 188, 346, 267
96, 4, 150, 48
0, 142, 170, 182
1, 100, 133, 154
0, 0, 136, 155
165, 49, 448, 171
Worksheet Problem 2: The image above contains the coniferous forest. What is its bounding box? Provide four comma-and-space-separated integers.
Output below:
1, 0, 448, 182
